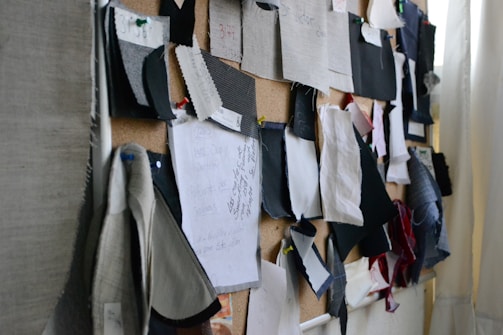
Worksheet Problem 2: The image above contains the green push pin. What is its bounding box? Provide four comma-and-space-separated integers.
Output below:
136, 17, 151, 27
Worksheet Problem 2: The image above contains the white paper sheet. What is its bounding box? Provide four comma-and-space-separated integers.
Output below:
279, 0, 330, 94
319, 104, 363, 226
209, 0, 242, 62
327, 11, 354, 92
284, 127, 322, 220
247, 260, 287, 335
168, 114, 261, 293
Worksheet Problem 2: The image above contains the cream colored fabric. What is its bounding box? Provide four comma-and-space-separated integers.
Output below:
0, 1, 92, 333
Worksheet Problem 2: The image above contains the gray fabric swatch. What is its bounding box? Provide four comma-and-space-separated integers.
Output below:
118, 40, 152, 106
209, 0, 242, 62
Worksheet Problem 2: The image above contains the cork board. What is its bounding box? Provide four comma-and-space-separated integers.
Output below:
110, 0, 427, 334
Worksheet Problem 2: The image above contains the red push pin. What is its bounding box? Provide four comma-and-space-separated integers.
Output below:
176, 97, 189, 109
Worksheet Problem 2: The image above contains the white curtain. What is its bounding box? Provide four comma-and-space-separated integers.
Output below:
430, 0, 503, 334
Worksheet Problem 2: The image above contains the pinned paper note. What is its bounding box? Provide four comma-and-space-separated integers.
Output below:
209, 0, 242, 62
114, 7, 165, 48
175, 37, 222, 121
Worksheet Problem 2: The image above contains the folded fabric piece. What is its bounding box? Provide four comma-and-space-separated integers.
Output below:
330, 128, 398, 261
291, 84, 317, 141
201, 50, 259, 139
327, 234, 347, 335
93, 144, 221, 335
277, 239, 302, 335
92, 143, 155, 335
159, 0, 195, 46
327, 11, 354, 93
348, 13, 396, 101
344, 257, 374, 308
261, 122, 293, 219
369, 254, 399, 312
367, 0, 404, 29
241, 0, 284, 81
284, 127, 322, 220
319, 104, 363, 226
105, 2, 171, 119
290, 218, 334, 299
407, 148, 450, 282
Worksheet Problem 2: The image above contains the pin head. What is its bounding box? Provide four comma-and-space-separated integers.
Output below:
136, 17, 151, 27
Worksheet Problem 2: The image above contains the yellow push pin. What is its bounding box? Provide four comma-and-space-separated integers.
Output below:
283, 245, 294, 255
257, 115, 266, 126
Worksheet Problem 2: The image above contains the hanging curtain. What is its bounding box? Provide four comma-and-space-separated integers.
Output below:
430, 0, 503, 333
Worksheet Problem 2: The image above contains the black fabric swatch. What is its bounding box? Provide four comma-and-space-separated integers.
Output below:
144, 46, 176, 121
292, 84, 317, 141
261, 122, 293, 219
432, 152, 452, 197
159, 0, 195, 46
330, 128, 398, 261
201, 50, 259, 139
348, 13, 397, 101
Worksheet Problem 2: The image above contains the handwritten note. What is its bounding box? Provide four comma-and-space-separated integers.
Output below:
168, 114, 260, 293
114, 7, 164, 48
209, 0, 242, 62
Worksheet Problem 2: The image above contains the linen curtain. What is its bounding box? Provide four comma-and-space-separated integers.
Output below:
429, 0, 503, 333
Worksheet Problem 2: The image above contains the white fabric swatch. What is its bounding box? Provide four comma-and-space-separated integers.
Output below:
319, 104, 363, 226
247, 260, 287, 335
391, 51, 406, 107
209, 0, 242, 62
345, 257, 374, 308
241, 0, 284, 81
367, 0, 404, 29
372, 101, 387, 158
327, 11, 354, 92
284, 127, 322, 220
387, 105, 411, 184
279, 0, 330, 94
175, 37, 222, 121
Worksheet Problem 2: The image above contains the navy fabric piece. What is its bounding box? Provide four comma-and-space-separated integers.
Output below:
407, 148, 449, 282
147, 151, 182, 226
292, 84, 317, 141
404, 120, 427, 143
291, 218, 334, 300
159, 0, 195, 46
261, 122, 293, 219
327, 234, 346, 321
397, 0, 421, 62
106, 6, 157, 118
411, 19, 436, 125
144, 46, 176, 121
348, 13, 396, 101
201, 50, 259, 139
330, 128, 397, 261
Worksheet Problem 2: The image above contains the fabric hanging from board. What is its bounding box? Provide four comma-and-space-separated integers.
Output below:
0, 0, 92, 333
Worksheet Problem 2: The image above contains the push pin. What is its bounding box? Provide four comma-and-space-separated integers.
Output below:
385, 34, 394, 40
176, 97, 189, 109
151, 160, 162, 169
282, 245, 294, 255
120, 152, 135, 161
257, 115, 266, 126
354, 17, 364, 24
136, 17, 151, 27
398, 0, 404, 13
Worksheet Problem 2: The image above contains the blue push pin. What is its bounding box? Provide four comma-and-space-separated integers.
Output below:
120, 152, 135, 161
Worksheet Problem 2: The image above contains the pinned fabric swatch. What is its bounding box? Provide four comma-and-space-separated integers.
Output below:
431, 152, 452, 196
349, 13, 396, 101
276, 239, 302, 335
261, 122, 293, 219
358, 225, 391, 257
201, 50, 259, 139
367, 0, 404, 29
407, 148, 450, 282
327, 234, 348, 335
144, 46, 176, 121
330, 128, 397, 261
319, 104, 363, 226
159, 0, 195, 46
290, 218, 334, 299
372, 101, 387, 158
285, 127, 322, 221
279, 0, 330, 94
344, 257, 374, 308
387, 105, 411, 184
105, 1, 170, 119
346, 100, 373, 137
327, 11, 354, 93
209, 0, 242, 63
241, 0, 284, 81
175, 38, 222, 121
247, 260, 287, 335
256, 0, 280, 10
291, 84, 317, 141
